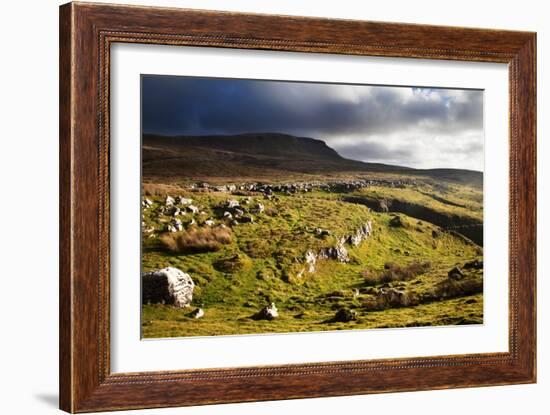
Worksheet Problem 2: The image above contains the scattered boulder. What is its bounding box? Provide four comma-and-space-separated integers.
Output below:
204, 219, 215, 226
464, 259, 483, 270
189, 308, 204, 319
223, 211, 233, 219
142, 267, 194, 308
389, 215, 404, 228
226, 199, 240, 209
176, 196, 193, 205
170, 218, 183, 231
187, 205, 199, 214
240, 215, 255, 223
171, 207, 185, 217
315, 228, 331, 237
142, 198, 153, 209
165, 196, 175, 206
333, 308, 357, 322
448, 266, 464, 280
253, 303, 279, 320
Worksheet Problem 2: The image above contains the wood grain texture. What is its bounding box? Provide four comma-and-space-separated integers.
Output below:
59, 2, 537, 412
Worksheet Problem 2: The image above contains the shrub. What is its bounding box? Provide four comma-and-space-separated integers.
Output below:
362, 261, 431, 286
160, 227, 232, 253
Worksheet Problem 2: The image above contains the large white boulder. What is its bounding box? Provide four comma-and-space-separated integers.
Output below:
142, 267, 194, 308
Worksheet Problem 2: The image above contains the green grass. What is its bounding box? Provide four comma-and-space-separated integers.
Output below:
141, 176, 483, 338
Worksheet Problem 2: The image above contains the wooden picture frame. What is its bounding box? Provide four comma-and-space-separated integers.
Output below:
59, 2, 536, 412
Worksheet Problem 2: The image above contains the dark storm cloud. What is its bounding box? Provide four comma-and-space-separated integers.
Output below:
142, 76, 484, 170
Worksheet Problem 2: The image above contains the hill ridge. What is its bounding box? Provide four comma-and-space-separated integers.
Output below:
142, 132, 482, 186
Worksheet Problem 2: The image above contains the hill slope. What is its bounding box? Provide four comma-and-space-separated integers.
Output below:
142, 133, 482, 186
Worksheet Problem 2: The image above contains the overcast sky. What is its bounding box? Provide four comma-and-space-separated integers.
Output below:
142, 75, 484, 171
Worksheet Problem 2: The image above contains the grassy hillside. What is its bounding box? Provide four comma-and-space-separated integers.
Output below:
141, 176, 483, 338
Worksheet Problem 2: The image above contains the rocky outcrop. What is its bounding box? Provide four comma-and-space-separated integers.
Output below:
346, 221, 373, 246
297, 220, 373, 276
142, 267, 195, 308
318, 243, 349, 263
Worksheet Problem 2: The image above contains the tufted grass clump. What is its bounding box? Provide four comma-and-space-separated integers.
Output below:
160, 227, 232, 253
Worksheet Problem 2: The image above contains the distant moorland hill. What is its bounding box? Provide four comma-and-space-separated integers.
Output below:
142, 133, 482, 186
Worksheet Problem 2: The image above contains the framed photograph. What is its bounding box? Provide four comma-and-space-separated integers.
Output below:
59, 2, 536, 412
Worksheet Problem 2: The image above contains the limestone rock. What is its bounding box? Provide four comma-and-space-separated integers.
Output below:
142, 198, 153, 209
347, 221, 373, 246
176, 197, 193, 205
142, 267, 195, 308
254, 303, 278, 320
189, 308, 204, 319
226, 199, 240, 208
187, 205, 199, 214
305, 250, 317, 273
318, 243, 349, 263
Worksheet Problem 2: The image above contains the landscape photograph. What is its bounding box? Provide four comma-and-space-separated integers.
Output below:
140, 75, 484, 339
